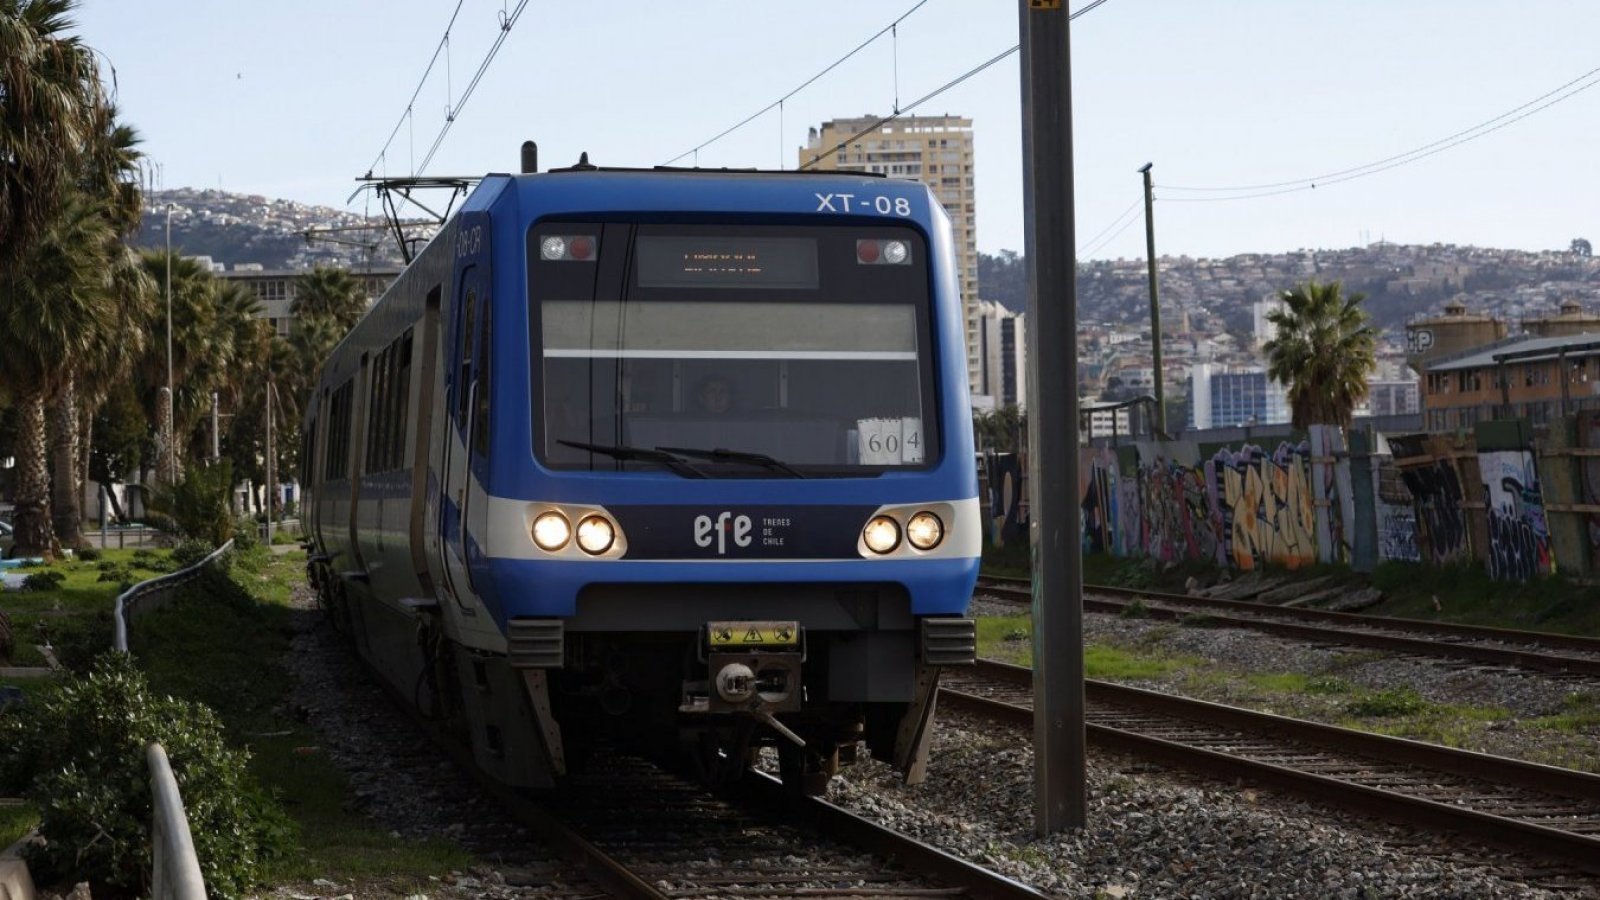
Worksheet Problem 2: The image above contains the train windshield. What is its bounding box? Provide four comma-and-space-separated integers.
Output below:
531, 223, 940, 475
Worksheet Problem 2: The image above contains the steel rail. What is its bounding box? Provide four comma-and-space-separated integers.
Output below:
733, 769, 1055, 900
979, 574, 1600, 654
975, 579, 1600, 677
943, 660, 1600, 875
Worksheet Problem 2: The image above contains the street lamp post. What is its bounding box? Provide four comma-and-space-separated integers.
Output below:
164, 203, 176, 484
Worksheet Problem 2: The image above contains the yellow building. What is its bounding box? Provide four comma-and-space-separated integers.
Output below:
800, 115, 981, 393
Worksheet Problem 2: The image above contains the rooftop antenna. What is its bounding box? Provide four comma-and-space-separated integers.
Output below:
521, 140, 538, 174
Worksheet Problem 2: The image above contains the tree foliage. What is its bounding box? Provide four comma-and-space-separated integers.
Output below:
1263, 280, 1377, 430
0, 653, 291, 898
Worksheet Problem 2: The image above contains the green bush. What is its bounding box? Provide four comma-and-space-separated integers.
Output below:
20, 570, 65, 592
0, 654, 292, 898
171, 539, 215, 570
76, 546, 102, 562
145, 461, 235, 546
48, 611, 114, 672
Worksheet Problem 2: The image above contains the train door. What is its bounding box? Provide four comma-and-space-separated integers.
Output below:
439, 266, 482, 611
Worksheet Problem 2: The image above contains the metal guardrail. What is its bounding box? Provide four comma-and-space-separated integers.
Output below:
112, 539, 233, 900
113, 539, 234, 653
147, 743, 207, 900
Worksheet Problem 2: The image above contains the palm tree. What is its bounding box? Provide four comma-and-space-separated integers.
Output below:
52, 111, 148, 547
293, 266, 367, 332
0, 195, 120, 555
0, 0, 102, 266
1263, 280, 1377, 430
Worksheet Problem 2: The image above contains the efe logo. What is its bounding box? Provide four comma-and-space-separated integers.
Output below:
694, 511, 752, 555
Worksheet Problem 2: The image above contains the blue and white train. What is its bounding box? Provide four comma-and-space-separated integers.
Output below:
302, 152, 978, 792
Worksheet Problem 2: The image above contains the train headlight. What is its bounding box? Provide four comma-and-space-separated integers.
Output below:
540, 236, 567, 260
882, 240, 909, 265
532, 511, 571, 551
862, 515, 901, 554
575, 515, 616, 555
906, 511, 944, 550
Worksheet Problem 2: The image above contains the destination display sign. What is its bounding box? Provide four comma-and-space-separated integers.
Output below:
636, 236, 819, 290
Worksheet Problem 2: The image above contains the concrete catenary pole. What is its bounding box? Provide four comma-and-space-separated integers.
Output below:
1019, 0, 1086, 834
1139, 163, 1165, 436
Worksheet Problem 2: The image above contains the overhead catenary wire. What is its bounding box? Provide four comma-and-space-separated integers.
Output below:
797, 0, 1112, 171
660, 0, 932, 167
1158, 61, 1600, 201
417, 0, 532, 174
366, 0, 467, 178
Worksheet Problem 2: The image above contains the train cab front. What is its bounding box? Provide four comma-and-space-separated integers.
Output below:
495, 212, 979, 791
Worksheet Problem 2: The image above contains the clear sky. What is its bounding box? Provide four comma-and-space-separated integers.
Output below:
75, 0, 1600, 261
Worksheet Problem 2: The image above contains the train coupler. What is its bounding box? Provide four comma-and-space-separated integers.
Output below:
681, 621, 805, 742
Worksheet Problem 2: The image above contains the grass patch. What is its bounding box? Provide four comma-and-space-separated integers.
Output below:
1367, 561, 1600, 635
1342, 687, 1428, 718
131, 552, 473, 885
0, 802, 36, 848
977, 615, 1034, 666
1085, 645, 1199, 681
1530, 692, 1600, 734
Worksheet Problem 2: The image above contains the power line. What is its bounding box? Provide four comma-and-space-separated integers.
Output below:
417, 0, 532, 174
660, 0, 932, 167
366, 0, 468, 177
1077, 199, 1142, 258
798, 0, 1112, 171
1159, 62, 1600, 201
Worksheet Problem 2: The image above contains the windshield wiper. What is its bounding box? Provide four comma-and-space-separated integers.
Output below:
656, 445, 807, 479
558, 440, 709, 478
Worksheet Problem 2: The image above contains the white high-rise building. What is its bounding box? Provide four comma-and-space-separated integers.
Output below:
974, 300, 1027, 410
801, 115, 981, 393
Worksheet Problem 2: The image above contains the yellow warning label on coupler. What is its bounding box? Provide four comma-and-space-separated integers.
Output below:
1030, 0, 1062, 8
708, 620, 800, 648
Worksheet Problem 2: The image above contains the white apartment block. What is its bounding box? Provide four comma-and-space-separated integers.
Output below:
801, 115, 980, 393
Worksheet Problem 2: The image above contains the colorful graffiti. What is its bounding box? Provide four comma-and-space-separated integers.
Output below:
1131, 442, 1223, 566
1081, 448, 1120, 556
1376, 501, 1421, 562
1077, 424, 1573, 581
1207, 441, 1317, 570
985, 451, 1027, 548
1480, 449, 1553, 581
1581, 412, 1600, 573
1391, 434, 1470, 565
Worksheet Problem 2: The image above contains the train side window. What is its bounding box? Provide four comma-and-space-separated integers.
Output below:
325, 381, 354, 480
366, 347, 389, 473
457, 281, 478, 426
392, 329, 414, 469
473, 302, 491, 457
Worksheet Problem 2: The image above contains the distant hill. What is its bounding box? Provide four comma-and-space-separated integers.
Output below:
980, 241, 1600, 333
136, 188, 413, 271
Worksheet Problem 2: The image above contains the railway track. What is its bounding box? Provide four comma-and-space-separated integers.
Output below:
975, 575, 1600, 677
514, 753, 1053, 900
370, 646, 1050, 898
942, 659, 1600, 882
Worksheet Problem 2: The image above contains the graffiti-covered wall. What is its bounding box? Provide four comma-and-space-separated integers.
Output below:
1207, 440, 1318, 570
1580, 412, 1600, 573
1479, 448, 1554, 580
1389, 434, 1471, 565
1080, 437, 1333, 572
1078, 418, 1589, 583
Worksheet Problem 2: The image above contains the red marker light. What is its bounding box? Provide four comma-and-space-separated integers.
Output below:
857, 240, 881, 264
569, 235, 594, 260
